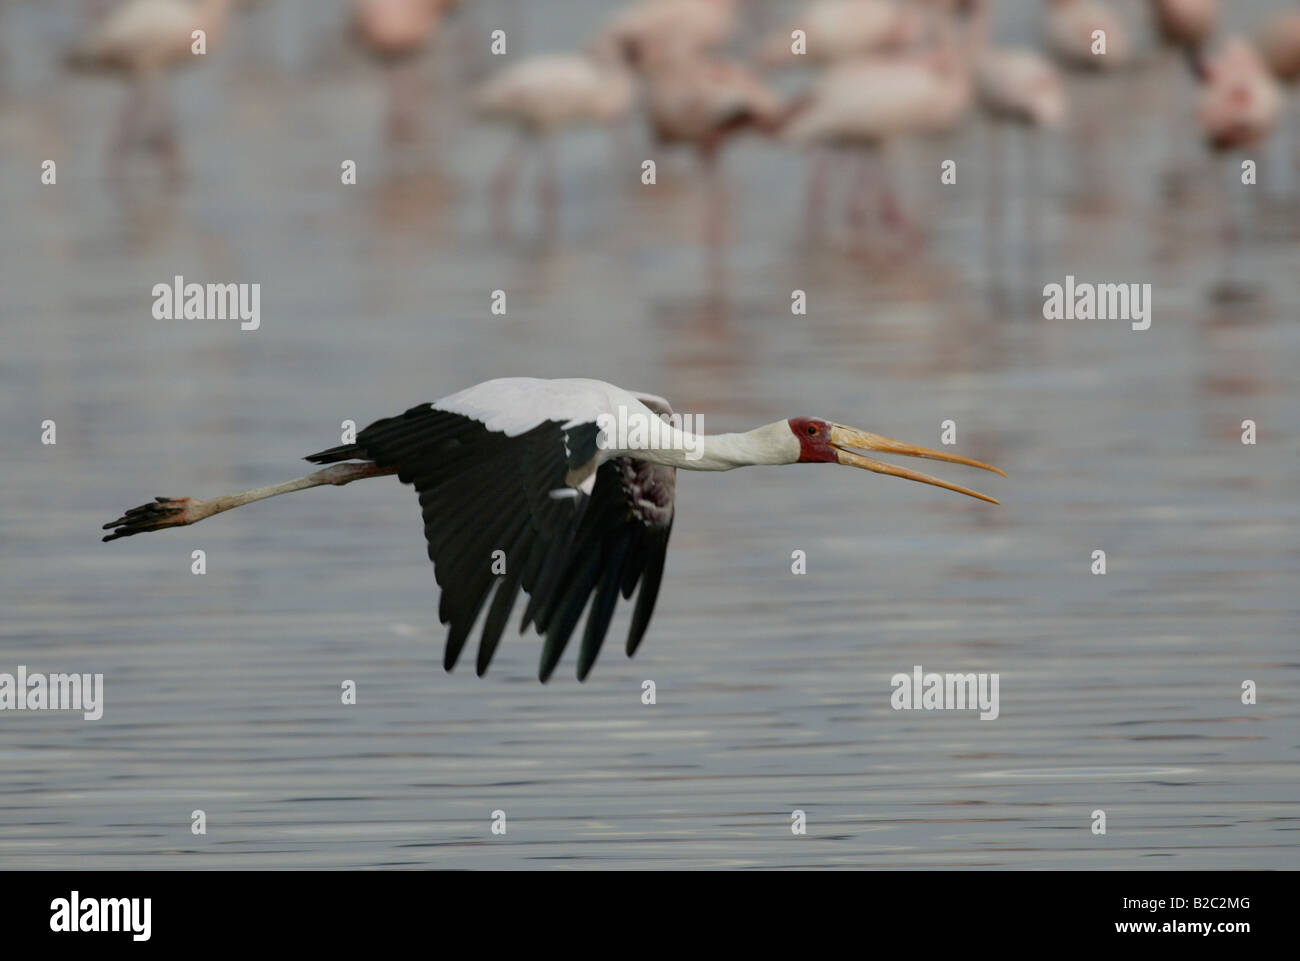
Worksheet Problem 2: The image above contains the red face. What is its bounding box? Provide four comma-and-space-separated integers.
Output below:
788, 417, 837, 463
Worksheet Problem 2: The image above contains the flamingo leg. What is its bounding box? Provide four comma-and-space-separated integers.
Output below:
875, 148, 918, 247
491, 129, 527, 235
847, 149, 875, 238
1291, 95, 1300, 199
985, 118, 1005, 294
1212, 156, 1255, 301
1024, 126, 1044, 299
150, 81, 184, 184
700, 142, 727, 248
804, 147, 830, 239
108, 78, 149, 180
537, 132, 559, 237
1225, 157, 1239, 263
386, 58, 422, 142
1157, 46, 1194, 196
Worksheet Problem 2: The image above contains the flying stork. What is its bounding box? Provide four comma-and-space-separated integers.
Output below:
102, 378, 1004, 681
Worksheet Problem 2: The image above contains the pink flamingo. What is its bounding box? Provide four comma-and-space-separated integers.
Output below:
973, 47, 1064, 128
781, 11, 973, 246
475, 48, 636, 234
970, 1, 1065, 128
1151, 0, 1218, 53
757, 0, 923, 67
65, 0, 236, 178
349, 0, 457, 140
1194, 37, 1281, 297
965, 0, 1065, 288
1258, 10, 1300, 86
1045, 0, 1131, 71
1256, 8, 1300, 179
600, 0, 736, 68
1147, 1, 1219, 191
1044, 0, 1130, 198
1197, 39, 1280, 153
643, 55, 788, 244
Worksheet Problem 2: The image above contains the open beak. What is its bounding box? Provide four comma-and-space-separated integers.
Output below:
830, 424, 1005, 504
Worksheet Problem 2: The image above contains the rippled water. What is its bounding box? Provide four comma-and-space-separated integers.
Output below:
1, 0, 1297, 869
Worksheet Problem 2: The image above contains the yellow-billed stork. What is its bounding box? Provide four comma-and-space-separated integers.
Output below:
102, 378, 1003, 681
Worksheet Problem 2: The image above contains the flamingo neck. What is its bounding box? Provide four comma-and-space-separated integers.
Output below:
199, 0, 236, 32
969, 1, 992, 56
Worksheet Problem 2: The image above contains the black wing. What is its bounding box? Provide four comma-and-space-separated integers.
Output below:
306, 404, 675, 681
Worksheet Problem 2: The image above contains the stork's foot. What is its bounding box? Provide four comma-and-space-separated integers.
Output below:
102, 497, 200, 542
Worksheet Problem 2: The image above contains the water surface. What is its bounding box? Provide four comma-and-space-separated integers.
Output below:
0, 0, 1297, 869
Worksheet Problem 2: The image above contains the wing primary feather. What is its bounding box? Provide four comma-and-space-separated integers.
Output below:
441, 512, 530, 669
476, 563, 525, 676
537, 546, 603, 682
520, 499, 589, 633
536, 486, 627, 678
626, 526, 672, 657
577, 537, 632, 681
426, 471, 520, 608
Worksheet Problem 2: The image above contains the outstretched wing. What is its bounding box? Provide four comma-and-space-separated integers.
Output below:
305, 389, 675, 682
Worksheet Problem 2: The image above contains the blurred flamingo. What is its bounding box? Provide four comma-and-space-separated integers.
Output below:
1197, 39, 1280, 154
1193, 37, 1281, 297
1256, 7, 1300, 181
349, 0, 458, 141
971, 1, 1065, 128
65, 0, 236, 178
1044, 0, 1130, 199
966, 0, 1064, 289
757, 0, 922, 67
781, 10, 973, 246
1257, 9, 1300, 87
1150, 0, 1217, 54
1147, 0, 1219, 192
600, 0, 736, 69
1045, 0, 1130, 70
475, 47, 636, 235
644, 55, 788, 244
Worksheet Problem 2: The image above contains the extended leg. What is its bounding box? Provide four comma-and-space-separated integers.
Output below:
108, 80, 148, 181
491, 130, 527, 235
699, 142, 726, 248
102, 462, 396, 542
151, 83, 184, 184
1024, 127, 1044, 300
1291, 97, 1300, 198
537, 133, 559, 237
847, 149, 875, 239
875, 147, 921, 249
386, 59, 423, 142
804, 147, 831, 239
1211, 155, 1257, 303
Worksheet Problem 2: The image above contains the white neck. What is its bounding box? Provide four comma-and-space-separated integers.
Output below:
610, 420, 800, 472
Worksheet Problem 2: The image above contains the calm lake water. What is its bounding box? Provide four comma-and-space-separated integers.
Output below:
1, 0, 1297, 869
